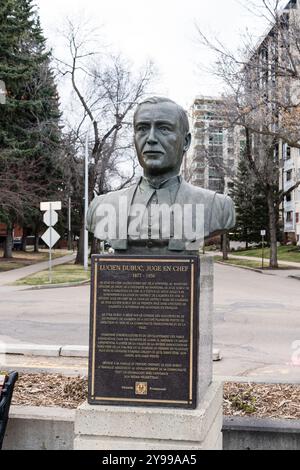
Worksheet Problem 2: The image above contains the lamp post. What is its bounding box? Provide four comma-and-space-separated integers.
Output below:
84, 129, 89, 271
68, 194, 72, 251
261, 230, 266, 269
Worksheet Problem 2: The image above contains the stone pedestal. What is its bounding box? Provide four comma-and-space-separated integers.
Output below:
74, 256, 221, 450
74, 381, 222, 450
197, 255, 213, 402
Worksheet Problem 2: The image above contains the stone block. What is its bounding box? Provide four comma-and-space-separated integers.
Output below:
3, 406, 75, 450
74, 381, 222, 450
197, 255, 214, 400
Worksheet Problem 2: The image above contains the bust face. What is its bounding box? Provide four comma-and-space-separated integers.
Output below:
134, 101, 190, 177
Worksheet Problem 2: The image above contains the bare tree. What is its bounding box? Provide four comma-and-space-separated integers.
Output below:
196, 0, 300, 267
55, 20, 154, 263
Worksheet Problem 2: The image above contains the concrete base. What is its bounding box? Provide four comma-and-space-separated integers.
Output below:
223, 416, 300, 450
74, 381, 222, 450
3, 406, 75, 450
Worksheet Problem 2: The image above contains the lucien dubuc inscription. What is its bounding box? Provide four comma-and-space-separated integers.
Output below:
88, 255, 199, 408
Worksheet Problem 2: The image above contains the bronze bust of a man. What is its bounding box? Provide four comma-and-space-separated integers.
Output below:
87, 97, 235, 254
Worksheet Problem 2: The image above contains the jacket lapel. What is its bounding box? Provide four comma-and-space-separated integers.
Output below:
110, 182, 139, 250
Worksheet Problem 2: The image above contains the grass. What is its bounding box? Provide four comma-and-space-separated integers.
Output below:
0, 249, 72, 272
15, 261, 90, 286
214, 256, 295, 270
232, 245, 300, 263
215, 256, 264, 269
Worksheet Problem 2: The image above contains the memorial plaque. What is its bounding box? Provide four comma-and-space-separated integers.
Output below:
88, 255, 199, 408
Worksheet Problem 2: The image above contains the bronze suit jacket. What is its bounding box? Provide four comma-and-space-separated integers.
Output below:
86, 179, 235, 251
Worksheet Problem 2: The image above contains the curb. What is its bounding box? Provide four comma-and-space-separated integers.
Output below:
288, 275, 300, 281
0, 343, 88, 358
215, 261, 264, 274
1, 344, 222, 361
25, 280, 90, 290
215, 375, 300, 385
217, 261, 300, 278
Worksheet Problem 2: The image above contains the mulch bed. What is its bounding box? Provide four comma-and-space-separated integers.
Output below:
12, 374, 88, 409
9, 373, 300, 419
223, 382, 300, 420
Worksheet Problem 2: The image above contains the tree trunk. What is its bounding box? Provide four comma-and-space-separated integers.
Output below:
90, 236, 100, 256
21, 227, 28, 252
4, 223, 13, 258
68, 230, 72, 251
75, 225, 84, 265
34, 226, 40, 253
267, 192, 278, 269
245, 229, 249, 250
222, 232, 229, 260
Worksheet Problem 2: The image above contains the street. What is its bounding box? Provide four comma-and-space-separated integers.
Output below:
0, 263, 300, 380
214, 264, 300, 380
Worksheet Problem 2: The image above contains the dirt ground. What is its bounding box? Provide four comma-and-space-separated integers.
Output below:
8, 373, 300, 419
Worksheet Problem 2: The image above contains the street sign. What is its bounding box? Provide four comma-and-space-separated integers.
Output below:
261, 230, 266, 270
40, 201, 62, 283
40, 201, 61, 211
43, 210, 58, 227
41, 227, 60, 249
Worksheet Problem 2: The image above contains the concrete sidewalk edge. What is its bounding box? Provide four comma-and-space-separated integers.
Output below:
215, 260, 264, 274
24, 279, 90, 290
0, 343, 89, 358
1, 345, 221, 360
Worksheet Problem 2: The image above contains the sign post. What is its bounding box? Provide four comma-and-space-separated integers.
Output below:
40, 201, 61, 283
261, 230, 266, 269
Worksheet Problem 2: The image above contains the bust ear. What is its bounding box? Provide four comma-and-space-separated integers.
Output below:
183, 132, 192, 153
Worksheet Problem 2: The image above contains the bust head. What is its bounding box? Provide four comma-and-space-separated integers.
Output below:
133, 97, 191, 180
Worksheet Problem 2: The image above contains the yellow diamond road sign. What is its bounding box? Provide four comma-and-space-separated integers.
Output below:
41, 227, 60, 248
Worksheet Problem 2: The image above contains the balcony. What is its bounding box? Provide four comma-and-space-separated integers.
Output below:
284, 179, 295, 192
285, 222, 295, 233
284, 201, 295, 212
192, 162, 206, 170
283, 159, 294, 171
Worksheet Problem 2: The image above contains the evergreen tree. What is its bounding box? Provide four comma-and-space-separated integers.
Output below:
0, 0, 62, 256
230, 156, 269, 247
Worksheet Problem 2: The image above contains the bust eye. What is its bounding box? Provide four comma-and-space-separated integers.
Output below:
159, 126, 170, 133
136, 125, 148, 132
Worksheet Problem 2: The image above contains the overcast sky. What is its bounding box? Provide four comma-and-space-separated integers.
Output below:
36, 0, 278, 110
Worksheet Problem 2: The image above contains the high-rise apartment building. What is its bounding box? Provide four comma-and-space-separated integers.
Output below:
183, 96, 242, 194
246, 0, 300, 244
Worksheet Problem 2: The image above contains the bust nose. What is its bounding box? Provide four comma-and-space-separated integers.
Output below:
146, 125, 158, 145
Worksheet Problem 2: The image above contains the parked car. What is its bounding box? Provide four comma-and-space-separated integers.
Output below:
13, 237, 22, 250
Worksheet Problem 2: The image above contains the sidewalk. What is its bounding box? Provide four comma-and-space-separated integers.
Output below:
0, 253, 76, 286
228, 253, 300, 268
214, 252, 300, 279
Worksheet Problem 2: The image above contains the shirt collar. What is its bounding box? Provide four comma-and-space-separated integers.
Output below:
140, 174, 182, 190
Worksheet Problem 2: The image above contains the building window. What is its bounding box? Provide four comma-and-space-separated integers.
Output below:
274, 143, 279, 158
286, 211, 293, 223
209, 167, 221, 178
286, 170, 292, 181
286, 146, 291, 160
203, 112, 214, 120
209, 134, 223, 146
296, 213, 299, 224
286, 193, 292, 202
